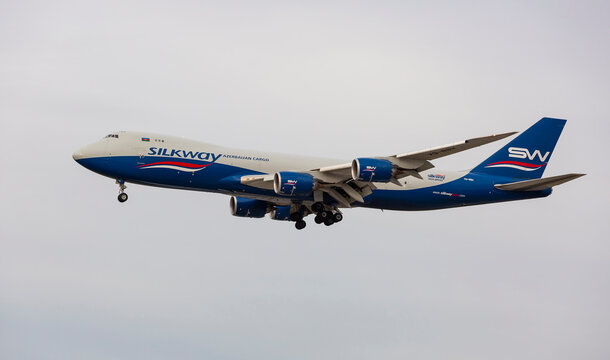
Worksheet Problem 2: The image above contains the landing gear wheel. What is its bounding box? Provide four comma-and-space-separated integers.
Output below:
319, 210, 330, 219
295, 220, 306, 230
116, 179, 128, 203
324, 218, 334, 226
314, 215, 324, 224
332, 212, 343, 223
312, 202, 324, 213
118, 193, 128, 203
290, 212, 302, 222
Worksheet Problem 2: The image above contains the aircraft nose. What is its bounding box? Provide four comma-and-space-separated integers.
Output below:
72, 149, 84, 161
72, 141, 108, 162
72, 144, 93, 161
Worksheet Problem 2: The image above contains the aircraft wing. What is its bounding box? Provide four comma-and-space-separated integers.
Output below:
241, 131, 516, 207
392, 132, 517, 160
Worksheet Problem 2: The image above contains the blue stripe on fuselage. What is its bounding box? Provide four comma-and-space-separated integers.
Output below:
75, 155, 262, 193
75, 155, 551, 210
359, 173, 551, 211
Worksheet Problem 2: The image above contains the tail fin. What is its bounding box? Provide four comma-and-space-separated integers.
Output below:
471, 117, 566, 179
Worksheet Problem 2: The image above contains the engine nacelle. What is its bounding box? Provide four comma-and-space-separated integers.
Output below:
273, 171, 315, 197
351, 158, 394, 182
269, 206, 291, 221
229, 196, 268, 218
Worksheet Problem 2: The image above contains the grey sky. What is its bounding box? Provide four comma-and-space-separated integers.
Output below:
1, 1, 609, 359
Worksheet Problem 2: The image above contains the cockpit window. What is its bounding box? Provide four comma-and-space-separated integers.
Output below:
104, 134, 119, 139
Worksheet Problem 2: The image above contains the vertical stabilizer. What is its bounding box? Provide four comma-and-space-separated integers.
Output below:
471, 118, 566, 179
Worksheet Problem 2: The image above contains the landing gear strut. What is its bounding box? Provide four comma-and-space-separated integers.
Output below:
116, 179, 128, 203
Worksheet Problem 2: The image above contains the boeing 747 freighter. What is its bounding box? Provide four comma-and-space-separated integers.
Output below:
73, 118, 584, 229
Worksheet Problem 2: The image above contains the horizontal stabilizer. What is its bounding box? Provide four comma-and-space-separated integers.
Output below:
495, 173, 585, 191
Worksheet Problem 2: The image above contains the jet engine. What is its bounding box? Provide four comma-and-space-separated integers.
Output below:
273, 171, 315, 197
351, 158, 394, 182
229, 196, 268, 218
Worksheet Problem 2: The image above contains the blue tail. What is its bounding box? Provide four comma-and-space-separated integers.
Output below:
471, 117, 566, 180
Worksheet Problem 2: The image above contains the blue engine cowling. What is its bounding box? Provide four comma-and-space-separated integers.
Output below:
230, 196, 268, 218
273, 171, 315, 196
270, 206, 291, 221
351, 158, 394, 182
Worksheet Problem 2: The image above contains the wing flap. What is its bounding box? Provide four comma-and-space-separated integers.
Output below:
241, 174, 275, 190
310, 163, 352, 183
495, 173, 585, 191
320, 187, 352, 207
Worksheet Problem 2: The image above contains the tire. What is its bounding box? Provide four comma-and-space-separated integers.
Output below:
314, 215, 323, 224
290, 212, 302, 222
333, 212, 343, 222
295, 220, 306, 230
319, 210, 330, 219
118, 193, 128, 203
324, 218, 334, 226
312, 202, 324, 212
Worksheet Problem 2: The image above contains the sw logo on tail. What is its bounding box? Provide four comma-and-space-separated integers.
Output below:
508, 147, 550, 162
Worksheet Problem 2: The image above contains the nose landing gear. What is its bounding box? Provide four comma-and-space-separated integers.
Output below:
116, 180, 128, 203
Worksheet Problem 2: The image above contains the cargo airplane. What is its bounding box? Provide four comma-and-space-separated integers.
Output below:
73, 117, 584, 230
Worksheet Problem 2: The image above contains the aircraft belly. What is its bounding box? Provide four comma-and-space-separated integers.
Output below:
363, 176, 551, 211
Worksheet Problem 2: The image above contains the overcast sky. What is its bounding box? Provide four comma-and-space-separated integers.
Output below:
1, 1, 609, 359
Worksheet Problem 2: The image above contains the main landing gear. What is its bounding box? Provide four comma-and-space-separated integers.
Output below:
313, 201, 343, 227
290, 211, 307, 230
314, 209, 343, 226
116, 179, 128, 203
289, 202, 343, 230
295, 219, 306, 230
